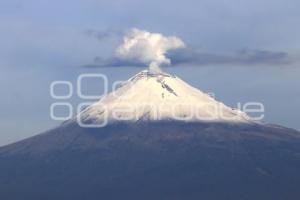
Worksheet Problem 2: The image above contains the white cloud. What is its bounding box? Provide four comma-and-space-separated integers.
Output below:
115, 28, 185, 72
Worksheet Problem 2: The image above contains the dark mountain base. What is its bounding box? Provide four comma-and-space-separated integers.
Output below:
1, 122, 300, 200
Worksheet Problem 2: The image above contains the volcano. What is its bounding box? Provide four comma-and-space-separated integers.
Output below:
1, 70, 300, 200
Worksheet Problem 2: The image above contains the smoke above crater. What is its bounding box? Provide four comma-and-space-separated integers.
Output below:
115, 28, 185, 72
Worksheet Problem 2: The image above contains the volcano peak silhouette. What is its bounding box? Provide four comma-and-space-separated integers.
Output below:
1, 70, 300, 200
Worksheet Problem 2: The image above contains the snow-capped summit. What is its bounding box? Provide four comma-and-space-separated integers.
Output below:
76, 69, 250, 126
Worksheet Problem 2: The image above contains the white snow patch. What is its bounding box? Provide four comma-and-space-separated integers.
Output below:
76, 70, 251, 126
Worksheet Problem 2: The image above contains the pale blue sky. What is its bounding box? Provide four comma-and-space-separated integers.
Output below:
0, 0, 299, 146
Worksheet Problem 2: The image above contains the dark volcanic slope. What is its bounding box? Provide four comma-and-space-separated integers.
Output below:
0, 122, 300, 200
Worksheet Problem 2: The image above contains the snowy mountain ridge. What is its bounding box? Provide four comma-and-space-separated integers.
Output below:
76, 70, 251, 126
